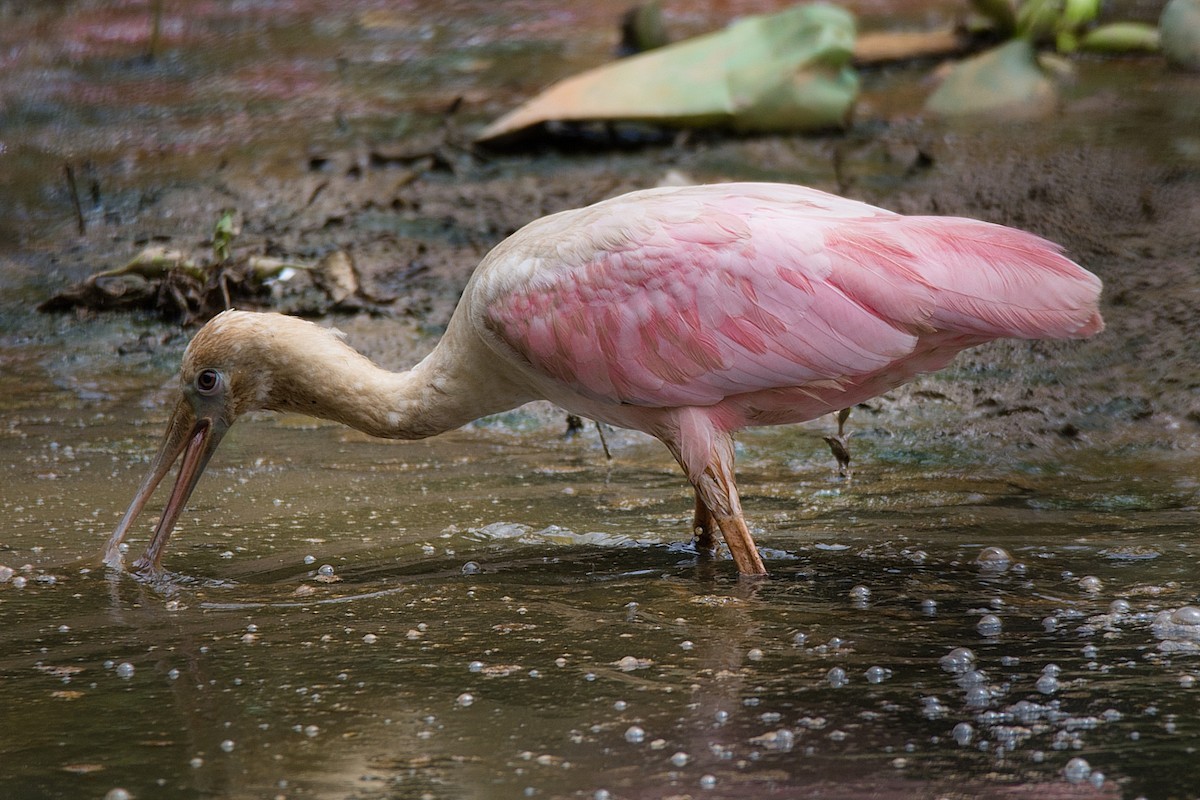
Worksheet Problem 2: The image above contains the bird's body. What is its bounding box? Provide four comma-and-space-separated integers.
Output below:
104, 183, 1103, 577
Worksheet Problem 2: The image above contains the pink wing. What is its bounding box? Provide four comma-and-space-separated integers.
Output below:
480, 184, 1102, 409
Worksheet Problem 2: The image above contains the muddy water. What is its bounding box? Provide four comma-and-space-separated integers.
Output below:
3, 314, 1200, 799
4, 1, 1200, 799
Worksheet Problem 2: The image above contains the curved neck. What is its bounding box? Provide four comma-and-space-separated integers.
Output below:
263, 327, 534, 441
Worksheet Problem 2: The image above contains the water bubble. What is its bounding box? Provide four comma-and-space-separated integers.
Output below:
468, 661, 484, 672
304, 724, 319, 738
362, 633, 378, 644
977, 614, 1002, 636
921, 696, 947, 719
865, 666, 892, 684
613, 700, 628, 711
747, 648, 764, 661
1043, 616, 1058, 632
594, 791, 611, 800
826, 667, 848, 688
939, 647, 976, 674
965, 686, 993, 707
0, 565, 12, 582
189, 757, 203, 768
11, 576, 26, 589
115, 662, 135, 679
792, 632, 808, 647
1035, 674, 1060, 695
680, 640, 694, 651
1042, 663, 1062, 676
920, 599, 938, 615
615, 655, 650, 671
976, 546, 1012, 569
1109, 599, 1131, 614
456, 693, 475, 707
317, 564, 335, 577
167, 668, 180, 680
104, 789, 133, 800
624, 725, 645, 744
1079, 576, 1103, 593
670, 751, 689, 767
461, 561, 481, 575
952, 722, 974, 746
1181, 675, 1196, 688
220, 739, 235, 752
699, 774, 717, 789
1171, 606, 1200, 625
960, 669, 988, 687
714, 710, 729, 724
1064, 756, 1091, 783
849, 585, 871, 602
755, 728, 795, 751
303, 555, 316, 565
1090, 771, 1105, 789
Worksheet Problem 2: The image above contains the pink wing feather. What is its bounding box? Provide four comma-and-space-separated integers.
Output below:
479, 184, 1102, 410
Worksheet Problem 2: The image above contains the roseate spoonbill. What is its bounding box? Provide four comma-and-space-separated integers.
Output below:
103, 182, 1103, 577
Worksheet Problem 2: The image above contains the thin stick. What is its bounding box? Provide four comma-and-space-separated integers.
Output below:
148, 0, 163, 62
594, 421, 612, 461
64, 162, 85, 235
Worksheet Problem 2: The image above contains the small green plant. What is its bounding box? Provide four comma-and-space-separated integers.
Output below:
971, 0, 1159, 54
212, 208, 237, 263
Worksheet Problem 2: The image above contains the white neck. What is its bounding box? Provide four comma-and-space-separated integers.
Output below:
240, 314, 534, 440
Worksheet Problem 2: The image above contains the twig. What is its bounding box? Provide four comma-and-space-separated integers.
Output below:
853, 28, 973, 66
148, 0, 163, 62
594, 421, 612, 461
64, 162, 85, 235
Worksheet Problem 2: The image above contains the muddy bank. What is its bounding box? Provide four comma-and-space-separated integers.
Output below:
20, 122, 1200, 459
3, 1, 1198, 462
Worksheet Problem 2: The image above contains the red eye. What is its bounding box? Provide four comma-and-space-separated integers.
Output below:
195, 369, 221, 395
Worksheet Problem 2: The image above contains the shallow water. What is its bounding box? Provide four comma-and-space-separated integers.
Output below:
3, 318, 1199, 799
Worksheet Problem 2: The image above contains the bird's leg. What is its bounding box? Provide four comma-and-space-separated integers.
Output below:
718, 518, 766, 576
663, 414, 767, 575
683, 433, 767, 576
692, 491, 717, 554
823, 407, 853, 477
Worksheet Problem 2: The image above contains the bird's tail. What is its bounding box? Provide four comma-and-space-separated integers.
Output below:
825, 216, 1104, 340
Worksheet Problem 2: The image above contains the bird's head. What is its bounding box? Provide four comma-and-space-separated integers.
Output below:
102, 310, 316, 576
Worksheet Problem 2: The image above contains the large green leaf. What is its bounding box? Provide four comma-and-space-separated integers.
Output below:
477, 4, 858, 142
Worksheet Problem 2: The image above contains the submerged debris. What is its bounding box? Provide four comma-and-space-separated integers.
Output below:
39, 205, 389, 325
39, 245, 381, 323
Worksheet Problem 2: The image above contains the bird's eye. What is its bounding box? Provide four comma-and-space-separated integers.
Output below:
195, 368, 222, 395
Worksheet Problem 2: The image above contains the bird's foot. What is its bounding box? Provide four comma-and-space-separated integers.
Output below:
823, 434, 852, 478
692, 526, 718, 557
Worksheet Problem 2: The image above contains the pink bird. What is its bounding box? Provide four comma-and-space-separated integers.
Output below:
103, 183, 1103, 577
